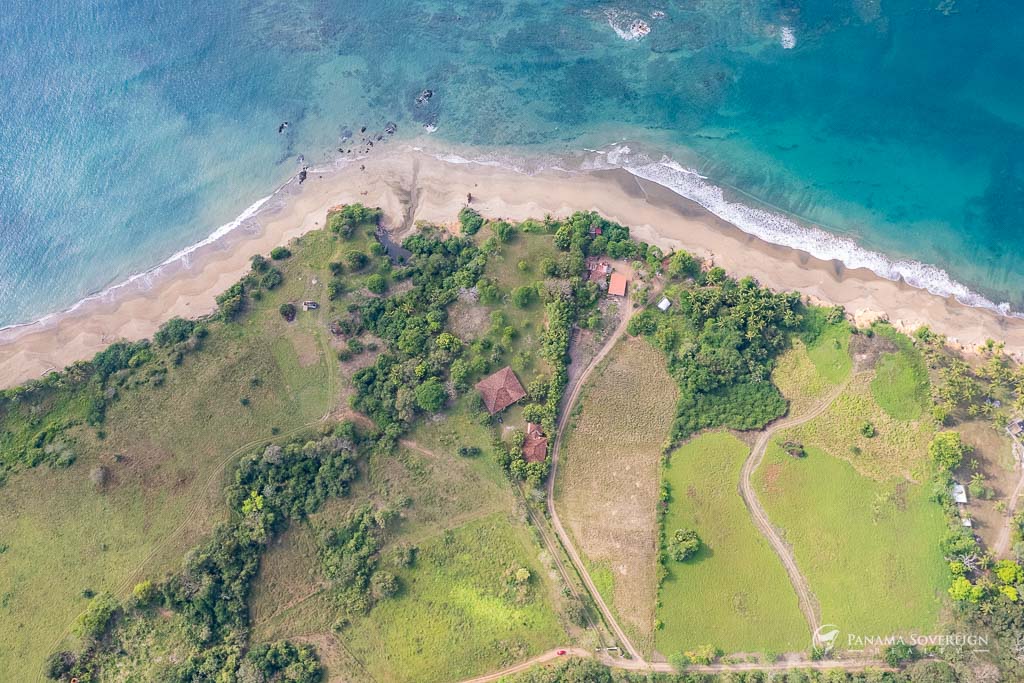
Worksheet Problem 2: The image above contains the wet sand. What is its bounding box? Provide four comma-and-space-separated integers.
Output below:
3, 142, 1024, 389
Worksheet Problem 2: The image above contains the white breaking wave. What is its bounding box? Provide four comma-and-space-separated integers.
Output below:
424, 143, 1017, 317
602, 9, 651, 41
779, 26, 797, 49
593, 146, 1014, 315
0, 158, 342, 337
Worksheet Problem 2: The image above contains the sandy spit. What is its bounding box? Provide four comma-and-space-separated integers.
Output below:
2, 143, 1023, 389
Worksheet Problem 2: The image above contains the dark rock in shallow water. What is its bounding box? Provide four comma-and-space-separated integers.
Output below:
278, 121, 289, 133
385, 121, 397, 135
298, 168, 308, 184
360, 126, 367, 133
415, 89, 433, 106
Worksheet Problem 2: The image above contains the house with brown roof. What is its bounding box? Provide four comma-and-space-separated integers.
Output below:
608, 272, 628, 297
523, 423, 549, 463
475, 366, 527, 415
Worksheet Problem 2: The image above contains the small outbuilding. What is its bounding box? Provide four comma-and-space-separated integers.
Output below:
657, 297, 671, 312
952, 483, 968, 504
608, 272, 628, 297
523, 423, 549, 463
476, 366, 527, 415
961, 518, 973, 528
302, 300, 320, 311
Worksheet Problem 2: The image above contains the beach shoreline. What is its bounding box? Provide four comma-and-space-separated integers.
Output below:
3, 143, 1024, 390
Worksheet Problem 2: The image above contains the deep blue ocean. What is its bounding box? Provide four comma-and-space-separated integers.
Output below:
2, 0, 1023, 327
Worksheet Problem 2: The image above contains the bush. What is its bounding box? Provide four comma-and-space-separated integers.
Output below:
260, 267, 283, 290
511, 285, 535, 308
132, 579, 158, 606
883, 642, 919, 667
458, 207, 485, 235
73, 592, 118, 641
668, 528, 701, 561
328, 279, 345, 300
346, 251, 368, 270
250, 254, 269, 272
414, 378, 446, 412
43, 651, 76, 680
493, 220, 516, 243
666, 250, 699, 279
270, 246, 291, 260
154, 317, 196, 346
366, 273, 387, 294
279, 303, 296, 321
859, 421, 876, 438
929, 431, 968, 471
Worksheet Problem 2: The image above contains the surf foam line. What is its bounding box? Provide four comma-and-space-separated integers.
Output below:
0, 159, 329, 338
604, 148, 1018, 317
426, 142, 1020, 318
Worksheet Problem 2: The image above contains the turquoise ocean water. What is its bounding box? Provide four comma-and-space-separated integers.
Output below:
2, 0, 1023, 327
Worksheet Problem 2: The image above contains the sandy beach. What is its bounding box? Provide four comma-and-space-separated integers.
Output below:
3, 142, 1024, 390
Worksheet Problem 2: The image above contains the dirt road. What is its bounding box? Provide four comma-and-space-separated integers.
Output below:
546, 303, 645, 662
738, 379, 851, 637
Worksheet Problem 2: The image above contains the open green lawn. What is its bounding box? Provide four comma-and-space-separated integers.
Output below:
0, 227, 353, 678
773, 322, 852, 417
256, 513, 566, 683
555, 337, 677, 654
337, 514, 565, 683
870, 326, 930, 421
656, 432, 808, 656
783, 371, 934, 481
755, 443, 947, 641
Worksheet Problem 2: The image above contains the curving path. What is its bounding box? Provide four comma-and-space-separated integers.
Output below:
738, 379, 851, 637
546, 302, 646, 662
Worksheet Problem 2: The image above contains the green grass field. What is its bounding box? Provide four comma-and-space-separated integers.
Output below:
656, 432, 808, 656
755, 443, 947, 640
783, 370, 934, 481
337, 514, 565, 683
0, 223, 360, 678
870, 326, 930, 421
773, 322, 852, 417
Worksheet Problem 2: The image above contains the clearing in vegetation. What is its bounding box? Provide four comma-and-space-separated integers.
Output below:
772, 320, 852, 417
782, 370, 935, 481
656, 432, 808, 656
870, 325, 930, 421
326, 514, 565, 683
0, 245, 337, 679
554, 336, 678, 653
755, 443, 947, 640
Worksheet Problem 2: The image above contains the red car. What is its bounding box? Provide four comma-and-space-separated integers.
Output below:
556, 649, 567, 656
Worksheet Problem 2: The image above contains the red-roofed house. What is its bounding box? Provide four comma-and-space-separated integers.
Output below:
523, 423, 549, 463
475, 366, 527, 415
608, 272, 628, 297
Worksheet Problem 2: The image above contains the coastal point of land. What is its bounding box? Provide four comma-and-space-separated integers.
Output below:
2, 142, 1022, 389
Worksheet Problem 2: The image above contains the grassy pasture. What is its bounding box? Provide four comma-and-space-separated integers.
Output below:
0, 222, 367, 678
870, 325, 930, 421
336, 514, 565, 683
755, 443, 947, 640
656, 432, 808, 656
555, 337, 677, 653
256, 513, 565, 683
773, 322, 851, 417
782, 371, 934, 481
